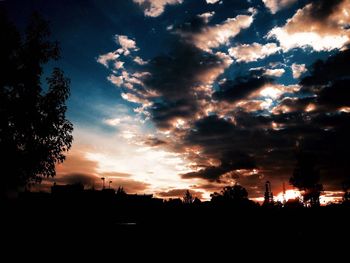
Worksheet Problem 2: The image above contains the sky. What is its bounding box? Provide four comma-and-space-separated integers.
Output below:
4, 0, 350, 202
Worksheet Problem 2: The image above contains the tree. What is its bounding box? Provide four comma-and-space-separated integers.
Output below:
290, 150, 323, 207
211, 184, 249, 204
193, 197, 201, 205
342, 180, 350, 204
0, 11, 73, 195
183, 190, 194, 204
222, 184, 248, 201
116, 186, 127, 197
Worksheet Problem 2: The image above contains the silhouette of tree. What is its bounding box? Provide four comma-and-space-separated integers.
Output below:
183, 190, 194, 204
193, 197, 201, 205
284, 197, 304, 209
116, 186, 127, 197
211, 184, 249, 204
223, 184, 248, 201
290, 150, 323, 207
0, 11, 73, 195
342, 180, 350, 204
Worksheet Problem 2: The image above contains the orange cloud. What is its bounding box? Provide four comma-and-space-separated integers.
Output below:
179, 14, 254, 52
268, 0, 350, 51
291, 63, 307, 79
228, 42, 280, 62
263, 0, 297, 14
133, 0, 183, 17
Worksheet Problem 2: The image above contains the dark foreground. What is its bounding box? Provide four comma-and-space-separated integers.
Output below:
3, 199, 350, 261
4, 197, 350, 245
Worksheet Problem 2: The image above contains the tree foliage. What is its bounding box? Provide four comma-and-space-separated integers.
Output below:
290, 150, 323, 207
211, 184, 249, 205
0, 10, 73, 194
183, 190, 194, 204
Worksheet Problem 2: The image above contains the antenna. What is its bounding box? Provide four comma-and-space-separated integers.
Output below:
264, 181, 274, 205
282, 182, 286, 205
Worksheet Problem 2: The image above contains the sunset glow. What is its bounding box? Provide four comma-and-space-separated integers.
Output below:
5, 0, 349, 203
275, 189, 302, 202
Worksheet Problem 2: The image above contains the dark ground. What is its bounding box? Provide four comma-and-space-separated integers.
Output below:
3, 197, 350, 249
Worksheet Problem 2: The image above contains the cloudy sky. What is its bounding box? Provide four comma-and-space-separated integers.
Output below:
5, 0, 350, 202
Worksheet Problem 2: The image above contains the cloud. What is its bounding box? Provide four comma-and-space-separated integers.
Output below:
265, 68, 285, 77
110, 178, 150, 193
44, 146, 150, 193
133, 56, 148, 65
228, 42, 280, 62
291, 63, 307, 79
90, 0, 350, 200
133, 0, 183, 17
56, 149, 99, 176
213, 72, 273, 103
115, 35, 138, 55
257, 83, 299, 99
268, 0, 350, 51
104, 116, 132, 127
301, 48, 350, 88
181, 115, 258, 181
97, 51, 120, 67
140, 43, 232, 129
262, 0, 297, 14
143, 136, 167, 147
107, 74, 123, 86
206, 0, 220, 4
177, 13, 254, 52
97, 35, 140, 73
55, 173, 99, 187
114, 61, 124, 69
299, 49, 350, 110
178, 48, 350, 190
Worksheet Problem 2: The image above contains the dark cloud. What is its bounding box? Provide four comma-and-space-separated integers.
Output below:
143, 137, 167, 147
298, 49, 350, 110
182, 166, 230, 181
301, 48, 350, 87
175, 15, 208, 33
318, 79, 350, 108
185, 114, 269, 157
181, 115, 258, 181
213, 73, 273, 103
272, 97, 313, 114
143, 41, 228, 128
234, 110, 272, 129
178, 47, 350, 196
110, 178, 150, 193
125, 13, 233, 129
182, 154, 255, 181
56, 173, 98, 187
150, 99, 198, 129
100, 171, 132, 178
264, 49, 350, 190
188, 114, 235, 137
308, 0, 344, 20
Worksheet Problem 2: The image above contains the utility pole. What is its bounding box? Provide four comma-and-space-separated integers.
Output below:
101, 177, 105, 189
